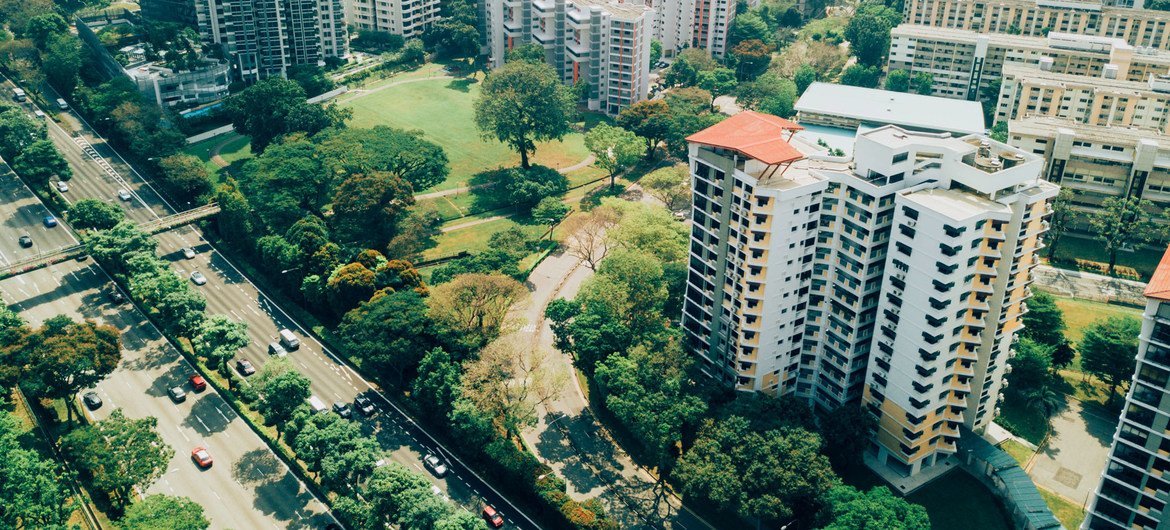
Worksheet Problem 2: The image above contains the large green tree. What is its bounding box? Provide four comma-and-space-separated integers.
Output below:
1045, 188, 1076, 260
1089, 197, 1159, 275
0, 104, 46, 160
0, 408, 73, 529
844, 2, 901, 66
314, 126, 449, 192
412, 348, 462, 417
122, 494, 210, 530
1080, 315, 1141, 405
817, 485, 930, 530
330, 171, 414, 248
255, 361, 313, 439
157, 154, 214, 202
62, 410, 174, 508
193, 315, 249, 384
584, 123, 643, 188
474, 61, 573, 169
338, 290, 442, 384
616, 100, 672, 158
43, 33, 83, 95
18, 316, 121, 422
1021, 291, 1066, 347
225, 78, 348, 153
12, 139, 71, 189
69, 199, 125, 231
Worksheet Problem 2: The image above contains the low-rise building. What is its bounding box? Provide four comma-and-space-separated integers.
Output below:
126, 60, 232, 107
795, 82, 986, 136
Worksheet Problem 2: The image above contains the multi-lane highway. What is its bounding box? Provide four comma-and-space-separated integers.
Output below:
0, 156, 76, 264
2, 76, 541, 528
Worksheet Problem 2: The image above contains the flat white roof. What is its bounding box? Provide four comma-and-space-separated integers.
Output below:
795, 82, 986, 136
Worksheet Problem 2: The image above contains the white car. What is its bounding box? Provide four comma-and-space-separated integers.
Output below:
54, 180, 68, 192
182, 247, 196, 259
117, 189, 132, 201
423, 454, 448, 477
189, 271, 207, 285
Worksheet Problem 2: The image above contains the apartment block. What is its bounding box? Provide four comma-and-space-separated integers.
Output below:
196, 0, 348, 83
1082, 248, 1170, 530
645, 0, 736, 58
997, 63, 1170, 129
889, 24, 1170, 101
343, 0, 440, 37
140, 0, 199, 25
903, 0, 1170, 49
683, 112, 1057, 477
482, 0, 652, 115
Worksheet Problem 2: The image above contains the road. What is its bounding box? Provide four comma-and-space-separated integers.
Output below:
0, 156, 76, 265
3, 75, 541, 529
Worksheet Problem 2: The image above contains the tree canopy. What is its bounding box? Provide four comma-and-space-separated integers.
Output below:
1080, 315, 1141, 404
62, 410, 174, 508
474, 61, 574, 169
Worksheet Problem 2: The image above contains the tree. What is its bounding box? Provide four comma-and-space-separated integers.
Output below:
255, 362, 312, 439
292, 412, 361, 477
1025, 384, 1066, 419
12, 139, 71, 189
505, 43, 547, 64
1045, 188, 1076, 260
675, 416, 838, 524
157, 154, 214, 202
1008, 338, 1055, 393
794, 64, 818, 95
428, 273, 527, 344
884, 69, 911, 92
640, 165, 691, 212
696, 68, 738, 107
663, 48, 718, 87
84, 221, 156, 274
1089, 197, 1159, 275
43, 33, 83, 95
0, 408, 73, 530
331, 171, 414, 248
730, 39, 773, 81
429, 19, 480, 62
727, 12, 771, 47
617, 100, 672, 158
989, 121, 1009, 143
62, 411, 174, 508
650, 39, 662, 65
495, 165, 568, 208
1052, 340, 1076, 371
1021, 291, 1066, 347
339, 290, 441, 384
387, 206, 443, 261
24, 13, 68, 48
912, 72, 934, 95
315, 126, 450, 193
462, 338, 567, 438
326, 262, 378, 316
412, 348, 462, 417
818, 485, 930, 530
606, 199, 689, 263
840, 64, 881, 88
19, 316, 121, 422
225, 78, 347, 153
1080, 315, 1141, 405
193, 315, 249, 383
0, 105, 46, 161
584, 123, 643, 188
532, 197, 570, 239
287, 64, 335, 97
844, 2, 900, 66
122, 495, 210, 530
474, 61, 573, 169
735, 73, 797, 116
818, 405, 877, 467
561, 205, 618, 271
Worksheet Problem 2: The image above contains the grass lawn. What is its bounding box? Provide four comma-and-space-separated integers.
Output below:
1039, 487, 1086, 530
998, 439, 1036, 467
340, 76, 592, 192
423, 216, 548, 261
1050, 295, 1143, 346
182, 131, 252, 176
908, 470, 1013, 530
1049, 235, 1164, 281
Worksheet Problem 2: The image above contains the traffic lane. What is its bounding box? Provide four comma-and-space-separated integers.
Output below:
151, 226, 535, 528
0, 261, 336, 530
42, 120, 161, 224
0, 161, 76, 264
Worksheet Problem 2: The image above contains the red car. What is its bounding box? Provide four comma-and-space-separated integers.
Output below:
189, 374, 207, 392
191, 446, 213, 469
482, 505, 504, 528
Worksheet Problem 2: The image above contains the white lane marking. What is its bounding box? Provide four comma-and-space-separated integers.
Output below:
196, 415, 210, 431
216, 407, 231, 423
176, 426, 190, 442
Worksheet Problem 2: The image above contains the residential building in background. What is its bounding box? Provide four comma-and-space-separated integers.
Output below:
888, 25, 1170, 101
683, 112, 1057, 477
343, 0, 440, 37
481, 0, 653, 115
996, 63, 1170, 128
1082, 247, 1170, 530
902, 0, 1168, 45
140, 0, 199, 26
196, 0, 348, 83
646, 0, 737, 58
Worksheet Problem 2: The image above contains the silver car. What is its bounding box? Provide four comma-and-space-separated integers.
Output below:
54, 180, 69, 192
117, 189, 132, 201
189, 271, 207, 285
423, 454, 448, 477
182, 247, 196, 259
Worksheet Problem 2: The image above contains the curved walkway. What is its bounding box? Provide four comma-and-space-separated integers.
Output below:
209, 135, 238, 169
416, 155, 597, 200
335, 74, 456, 104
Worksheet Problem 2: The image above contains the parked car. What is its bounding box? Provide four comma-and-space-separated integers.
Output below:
191, 447, 213, 469
17, 235, 32, 248
332, 402, 352, 419
168, 387, 187, 403
354, 395, 375, 416
108, 285, 125, 304
423, 453, 448, 477
189, 374, 206, 392
236, 359, 256, 376
482, 505, 504, 528
82, 391, 102, 410
43, 215, 57, 228
56, 98, 68, 110
117, 189, 132, 201
182, 247, 196, 259
54, 180, 68, 192
189, 271, 207, 285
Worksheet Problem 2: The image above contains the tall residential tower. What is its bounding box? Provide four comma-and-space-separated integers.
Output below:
196, 0, 348, 82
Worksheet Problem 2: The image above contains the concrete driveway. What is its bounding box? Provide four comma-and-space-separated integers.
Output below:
1027, 399, 1118, 508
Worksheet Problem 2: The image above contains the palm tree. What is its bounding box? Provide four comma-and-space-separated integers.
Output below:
1025, 385, 1066, 418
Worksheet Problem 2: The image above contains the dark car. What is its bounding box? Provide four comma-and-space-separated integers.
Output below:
168, 386, 187, 403
332, 402, 352, 419
108, 284, 125, 304
354, 395, 375, 416
236, 359, 256, 376
82, 391, 102, 410
42, 215, 57, 228
17, 235, 32, 248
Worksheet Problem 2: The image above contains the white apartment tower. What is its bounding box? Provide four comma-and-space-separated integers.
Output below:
683, 112, 1058, 477
645, 0, 736, 58
343, 0, 440, 37
482, 0, 653, 115
197, 0, 348, 82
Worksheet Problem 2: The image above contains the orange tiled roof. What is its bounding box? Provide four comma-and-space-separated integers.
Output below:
685, 111, 805, 165
1146, 245, 1170, 301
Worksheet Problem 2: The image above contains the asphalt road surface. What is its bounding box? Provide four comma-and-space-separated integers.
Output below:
2, 75, 541, 529
0, 260, 336, 529
0, 156, 76, 265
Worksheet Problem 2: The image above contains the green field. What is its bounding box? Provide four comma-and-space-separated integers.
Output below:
1049, 295, 1143, 346
1039, 488, 1086, 530
183, 131, 252, 176
339, 76, 592, 192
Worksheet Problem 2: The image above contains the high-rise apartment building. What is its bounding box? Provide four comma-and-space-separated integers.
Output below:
1082, 248, 1170, 530
888, 25, 1170, 101
481, 0, 653, 115
343, 0, 441, 37
645, 0, 736, 58
196, 0, 347, 82
903, 0, 1167, 45
682, 111, 1057, 477
140, 0, 199, 25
